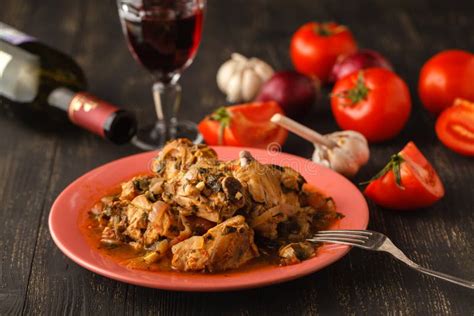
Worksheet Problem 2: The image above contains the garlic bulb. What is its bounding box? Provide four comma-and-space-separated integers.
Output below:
217, 53, 274, 102
271, 113, 370, 178
312, 131, 370, 177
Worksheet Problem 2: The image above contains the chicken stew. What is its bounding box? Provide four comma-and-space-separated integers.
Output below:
84, 139, 342, 273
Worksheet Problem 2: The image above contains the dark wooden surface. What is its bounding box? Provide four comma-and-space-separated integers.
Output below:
1, 0, 473, 315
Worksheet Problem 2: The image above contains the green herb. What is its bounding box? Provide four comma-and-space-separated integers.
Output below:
332, 71, 370, 106
210, 107, 231, 145
133, 178, 149, 193
314, 23, 333, 36
223, 226, 237, 235
335, 212, 345, 219
145, 191, 157, 202
206, 175, 222, 192
360, 153, 405, 189
154, 162, 165, 174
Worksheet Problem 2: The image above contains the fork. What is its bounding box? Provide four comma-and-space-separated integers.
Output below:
307, 230, 474, 289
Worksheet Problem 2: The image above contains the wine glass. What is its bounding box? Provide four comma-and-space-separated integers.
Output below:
117, 0, 205, 149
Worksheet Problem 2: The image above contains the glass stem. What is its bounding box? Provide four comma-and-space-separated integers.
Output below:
152, 82, 182, 146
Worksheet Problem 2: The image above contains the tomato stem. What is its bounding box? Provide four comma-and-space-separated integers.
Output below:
332, 71, 370, 106
360, 154, 405, 189
211, 107, 231, 145
314, 23, 333, 36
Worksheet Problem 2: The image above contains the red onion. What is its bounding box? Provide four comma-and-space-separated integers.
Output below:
255, 71, 319, 117
329, 49, 393, 82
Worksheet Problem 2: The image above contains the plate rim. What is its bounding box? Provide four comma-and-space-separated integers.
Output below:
49, 147, 369, 291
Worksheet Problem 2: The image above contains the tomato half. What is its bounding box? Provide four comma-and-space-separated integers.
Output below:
330, 68, 411, 143
364, 142, 445, 210
435, 98, 474, 156
198, 101, 288, 149
418, 50, 474, 115
290, 22, 357, 83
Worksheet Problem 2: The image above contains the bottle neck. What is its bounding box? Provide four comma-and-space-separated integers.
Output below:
47, 87, 75, 111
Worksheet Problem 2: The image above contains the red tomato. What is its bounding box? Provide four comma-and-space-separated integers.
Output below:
418, 50, 474, 115
290, 22, 357, 83
435, 98, 474, 156
364, 142, 445, 210
198, 101, 288, 149
330, 68, 411, 143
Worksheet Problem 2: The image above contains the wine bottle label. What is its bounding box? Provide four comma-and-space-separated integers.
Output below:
0, 50, 12, 77
0, 40, 40, 102
68, 92, 118, 138
0, 22, 35, 45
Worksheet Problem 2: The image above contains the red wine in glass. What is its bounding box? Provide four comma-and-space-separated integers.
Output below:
117, 0, 205, 149
123, 7, 203, 82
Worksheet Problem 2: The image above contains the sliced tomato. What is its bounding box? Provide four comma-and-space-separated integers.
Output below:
198, 101, 288, 149
435, 98, 474, 156
364, 142, 444, 210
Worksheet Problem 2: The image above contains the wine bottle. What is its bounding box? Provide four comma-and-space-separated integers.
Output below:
0, 22, 137, 144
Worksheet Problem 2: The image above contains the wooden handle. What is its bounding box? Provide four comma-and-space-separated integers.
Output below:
271, 114, 336, 148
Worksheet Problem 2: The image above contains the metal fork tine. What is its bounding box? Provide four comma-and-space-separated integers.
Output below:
312, 233, 369, 240
308, 237, 366, 244
318, 230, 373, 235
307, 238, 362, 247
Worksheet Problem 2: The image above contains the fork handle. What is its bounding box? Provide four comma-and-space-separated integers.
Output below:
410, 265, 474, 289
380, 239, 474, 289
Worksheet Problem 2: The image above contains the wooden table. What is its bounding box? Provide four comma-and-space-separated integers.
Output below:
1, 0, 473, 314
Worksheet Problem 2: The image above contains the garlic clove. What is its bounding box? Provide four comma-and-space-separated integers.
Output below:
231, 53, 248, 63
311, 146, 331, 169
252, 60, 274, 82
327, 147, 361, 178
326, 130, 370, 167
217, 59, 238, 92
241, 69, 262, 101
225, 72, 243, 102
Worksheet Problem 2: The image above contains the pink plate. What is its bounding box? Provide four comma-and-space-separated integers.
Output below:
49, 147, 368, 291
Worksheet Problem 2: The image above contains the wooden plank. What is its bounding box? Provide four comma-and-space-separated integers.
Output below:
0, 119, 56, 316
0, 2, 59, 315
0, 0, 471, 314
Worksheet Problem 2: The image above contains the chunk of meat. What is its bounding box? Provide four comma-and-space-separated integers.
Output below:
302, 183, 336, 212
131, 194, 153, 211
231, 151, 305, 216
143, 201, 179, 245
279, 242, 315, 265
151, 138, 218, 179
119, 176, 153, 201
250, 204, 297, 239
100, 226, 122, 247
172, 165, 245, 222
119, 180, 137, 201
233, 152, 284, 208
124, 204, 148, 241
152, 140, 246, 223
170, 236, 209, 271
171, 215, 259, 272
249, 204, 315, 241
231, 151, 321, 242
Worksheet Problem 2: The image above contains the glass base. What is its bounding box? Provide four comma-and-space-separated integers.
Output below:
131, 120, 203, 150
